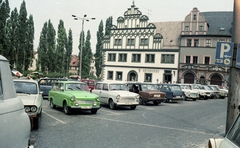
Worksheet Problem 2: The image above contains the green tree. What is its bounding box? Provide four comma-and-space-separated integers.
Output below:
94, 20, 104, 78
105, 16, 112, 36
56, 19, 67, 76
37, 22, 48, 72
82, 30, 92, 78
0, 0, 10, 55
65, 28, 72, 75
78, 30, 85, 77
46, 19, 56, 73
25, 14, 34, 71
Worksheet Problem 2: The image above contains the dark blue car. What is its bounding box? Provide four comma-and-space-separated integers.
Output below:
156, 84, 184, 103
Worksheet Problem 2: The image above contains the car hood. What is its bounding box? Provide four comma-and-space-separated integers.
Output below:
67, 91, 98, 98
110, 91, 137, 96
17, 94, 38, 105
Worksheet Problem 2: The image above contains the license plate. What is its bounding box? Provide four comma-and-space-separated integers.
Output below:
81, 106, 92, 109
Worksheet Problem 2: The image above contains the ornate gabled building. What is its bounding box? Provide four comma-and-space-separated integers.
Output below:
102, 3, 179, 83
179, 8, 232, 85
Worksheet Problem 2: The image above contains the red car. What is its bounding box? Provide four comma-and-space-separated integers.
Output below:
81, 79, 96, 92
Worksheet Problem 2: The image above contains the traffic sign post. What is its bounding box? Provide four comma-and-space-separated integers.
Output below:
236, 43, 240, 68
215, 42, 234, 66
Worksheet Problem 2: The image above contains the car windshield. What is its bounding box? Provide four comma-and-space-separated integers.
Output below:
14, 81, 38, 94
192, 85, 200, 89
180, 85, 189, 89
226, 115, 240, 146
211, 86, 219, 90
109, 84, 127, 91
169, 85, 181, 90
141, 84, 158, 91
66, 83, 89, 91
201, 86, 212, 90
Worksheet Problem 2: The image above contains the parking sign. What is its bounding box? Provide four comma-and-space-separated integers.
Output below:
215, 42, 234, 66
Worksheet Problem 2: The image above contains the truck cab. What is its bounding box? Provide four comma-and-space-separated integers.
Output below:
0, 55, 33, 147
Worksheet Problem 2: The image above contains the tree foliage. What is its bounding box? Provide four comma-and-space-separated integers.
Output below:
82, 30, 92, 78
94, 20, 104, 78
105, 16, 112, 36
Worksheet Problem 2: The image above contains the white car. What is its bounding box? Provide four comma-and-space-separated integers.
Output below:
208, 113, 240, 148
178, 84, 199, 101
92, 82, 139, 110
189, 84, 213, 100
14, 78, 43, 129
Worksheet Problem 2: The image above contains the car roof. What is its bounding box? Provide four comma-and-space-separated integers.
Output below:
57, 80, 85, 84
13, 78, 38, 83
96, 81, 127, 84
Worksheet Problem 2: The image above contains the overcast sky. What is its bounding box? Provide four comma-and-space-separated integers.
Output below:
8, 0, 234, 55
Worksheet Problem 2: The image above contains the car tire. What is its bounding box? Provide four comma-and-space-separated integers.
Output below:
33, 117, 39, 130
183, 94, 187, 101
39, 108, 42, 117
153, 101, 160, 105
193, 98, 196, 101
109, 99, 116, 110
91, 109, 98, 114
130, 105, 136, 110
63, 102, 71, 115
50, 99, 56, 109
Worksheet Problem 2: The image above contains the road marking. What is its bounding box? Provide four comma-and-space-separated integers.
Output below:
43, 111, 66, 124
86, 116, 214, 136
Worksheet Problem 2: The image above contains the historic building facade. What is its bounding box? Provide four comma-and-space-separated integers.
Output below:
178, 8, 232, 85
102, 3, 179, 83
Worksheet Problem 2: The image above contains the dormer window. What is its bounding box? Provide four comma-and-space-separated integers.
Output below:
185, 26, 189, 31
193, 14, 196, 20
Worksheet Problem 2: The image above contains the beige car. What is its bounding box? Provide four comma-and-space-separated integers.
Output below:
127, 82, 166, 105
14, 78, 43, 129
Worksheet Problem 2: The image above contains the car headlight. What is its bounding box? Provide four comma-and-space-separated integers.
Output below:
25, 106, 31, 112
70, 96, 75, 101
135, 95, 139, 99
31, 106, 37, 112
116, 95, 120, 99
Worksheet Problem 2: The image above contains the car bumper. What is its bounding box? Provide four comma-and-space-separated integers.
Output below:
116, 102, 139, 106
187, 93, 199, 98
146, 97, 166, 102
167, 96, 184, 102
70, 106, 101, 110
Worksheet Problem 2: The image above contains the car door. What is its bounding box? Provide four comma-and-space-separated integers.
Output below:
54, 82, 65, 107
100, 83, 109, 104
92, 83, 103, 102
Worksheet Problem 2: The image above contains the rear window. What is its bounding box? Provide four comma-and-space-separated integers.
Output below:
170, 85, 181, 90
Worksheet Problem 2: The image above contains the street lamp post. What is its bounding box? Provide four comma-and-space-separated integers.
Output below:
72, 14, 95, 80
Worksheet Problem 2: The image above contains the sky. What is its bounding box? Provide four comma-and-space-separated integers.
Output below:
8, 0, 234, 55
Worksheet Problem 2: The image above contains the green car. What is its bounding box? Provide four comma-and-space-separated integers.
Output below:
49, 81, 100, 115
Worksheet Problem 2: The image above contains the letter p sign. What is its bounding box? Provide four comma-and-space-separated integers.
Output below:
220, 43, 231, 58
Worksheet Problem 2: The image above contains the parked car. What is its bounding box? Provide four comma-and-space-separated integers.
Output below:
156, 84, 184, 103
208, 113, 240, 148
199, 85, 215, 99
13, 78, 43, 129
189, 84, 212, 100
0, 55, 34, 147
92, 81, 139, 110
126, 82, 166, 105
48, 81, 100, 115
81, 79, 96, 92
210, 85, 228, 99
38, 77, 69, 99
178, 84, 199, 101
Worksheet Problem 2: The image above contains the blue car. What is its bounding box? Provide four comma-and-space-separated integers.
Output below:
156, 84, 184, 103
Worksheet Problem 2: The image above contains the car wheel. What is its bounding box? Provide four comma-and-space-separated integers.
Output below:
193, 98, 196, 101
183, 95, 187, 101
39, 108, 42, 117
33, 117, 39, 130
63, 102, 71, 115
50, 99, 56, 109
221, 96, 225, 99
91, 109, 98, 114
130, 105, 136, 110
109, 99, 116, 110
153, 101, 160, 105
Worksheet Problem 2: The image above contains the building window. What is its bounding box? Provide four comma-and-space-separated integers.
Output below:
145, 54, 155, 63
108, 53, 116, 61
204, 57, 210, 65
193, 14, 196, 20
114, 39, 122, 46
116, 71, 122, 80
161, 54, 174, 63
194, 39, 199, 47
185, 26, 189, 31
187, 39, 192, 47
206, 39, 211, 47
186, 56, 191, 64
193, 56, 198, 64
132, 54, 141, 62
140, 38, 148, 46
127, 38, 135, 46
219, 39, 225, 42
199, 26, 204, 31
144, 73, 152, 82
107, 71, 113, 80
118, 54, 127, 62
